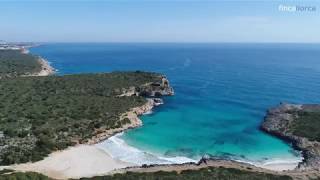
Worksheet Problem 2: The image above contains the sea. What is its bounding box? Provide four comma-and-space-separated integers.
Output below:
30, 43, 320, 168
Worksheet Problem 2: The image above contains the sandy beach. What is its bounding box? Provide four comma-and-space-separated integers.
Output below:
6, 145, 312, 180
2, 97, 302, 179
6, 99, 156, 179
11, 145, 134, 179
259, 161, 301, 171
0, 53, 307, 179
7, 142, 299, 179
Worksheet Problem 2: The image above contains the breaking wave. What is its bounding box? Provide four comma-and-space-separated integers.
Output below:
95, 133, 302, 171
96, 133, 197, 166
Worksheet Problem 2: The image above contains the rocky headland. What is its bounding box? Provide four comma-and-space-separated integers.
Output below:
31, 57, 55, 76
88, 76, 174, 144
1, 74, 175, 179
117, 75, 174, 97
261, 103, 320, 173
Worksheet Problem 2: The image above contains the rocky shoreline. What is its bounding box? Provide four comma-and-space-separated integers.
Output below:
87, 76, 174, 145
21, 48, 55, 77
34, 57, 55, 76
261, 103, 320, 172
85, 95, 320, 179
113, 102, 320, 180
2, 48, 318, 179
87, 98, 160, 145
1, 74, 175, 179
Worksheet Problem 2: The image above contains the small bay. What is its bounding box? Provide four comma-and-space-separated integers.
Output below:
30, 43, 320, 167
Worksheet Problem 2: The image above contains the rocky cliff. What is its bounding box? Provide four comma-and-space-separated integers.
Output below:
89, 75, 174, 144
261, 103, 320, 171
119, 75, 174, 97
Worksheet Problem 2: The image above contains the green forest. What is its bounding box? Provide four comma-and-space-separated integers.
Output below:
0, 71, 163, 165
289, 110, 320, 141
0, 50, 41, 78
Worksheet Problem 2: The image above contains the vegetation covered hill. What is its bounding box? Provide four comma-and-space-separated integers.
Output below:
0, 167, 292, 180
289, 108, 320, 142
0, 50, 41, 78
0, 170, 49, 180
0, 72, 165, 165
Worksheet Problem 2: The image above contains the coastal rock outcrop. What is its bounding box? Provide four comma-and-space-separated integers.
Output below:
87, 98, 159, 144
138, 76, 174, 97
0, 71, 174, 166
88, 75, 174, 144
119, 76, 174, 97
261, 103, 320, 172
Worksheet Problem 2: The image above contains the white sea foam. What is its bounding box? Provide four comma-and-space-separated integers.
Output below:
96, 133, 197, 166
96, 133, 302, 171
155, 102, 163, 106
257, 157, 303, 171
236, 156, 303, 171
260, 158, 302, 166
143, 110, 153, 115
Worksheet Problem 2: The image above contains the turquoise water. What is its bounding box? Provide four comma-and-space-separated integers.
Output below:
30, 43, 320, 166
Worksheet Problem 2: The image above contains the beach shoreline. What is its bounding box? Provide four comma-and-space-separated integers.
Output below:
121, 158, 319, 180
7, 98, 162, 179
37, 57, 55, 76
11, 145, 133, 179
2, 49, 316, 179
0, 51, 178, 178
22, 45, 56, 77
30, 57, 55, 76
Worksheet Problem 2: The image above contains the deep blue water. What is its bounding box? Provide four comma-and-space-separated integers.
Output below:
30, 43, 320, 166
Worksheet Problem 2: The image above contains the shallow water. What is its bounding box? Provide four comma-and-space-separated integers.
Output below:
30, 43, 320, 166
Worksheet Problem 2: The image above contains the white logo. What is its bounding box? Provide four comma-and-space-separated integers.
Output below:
278, 4, 316, 12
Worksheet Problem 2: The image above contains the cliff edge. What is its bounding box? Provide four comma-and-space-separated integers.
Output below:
261, 103, 320, 172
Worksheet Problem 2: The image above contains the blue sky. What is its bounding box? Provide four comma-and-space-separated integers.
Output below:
0, 1, 319, 43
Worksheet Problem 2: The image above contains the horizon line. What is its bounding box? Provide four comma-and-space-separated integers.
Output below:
9, 41, 320, 44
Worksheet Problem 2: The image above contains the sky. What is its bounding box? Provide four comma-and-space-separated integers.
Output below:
0, 0, 319, 43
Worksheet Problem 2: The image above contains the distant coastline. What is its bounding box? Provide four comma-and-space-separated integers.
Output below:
33, 57, 55, 76
23, 46, 55, 76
